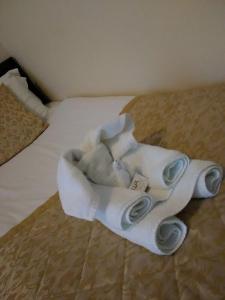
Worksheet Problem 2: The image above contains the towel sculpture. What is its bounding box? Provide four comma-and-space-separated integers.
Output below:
57, 114, 223, 255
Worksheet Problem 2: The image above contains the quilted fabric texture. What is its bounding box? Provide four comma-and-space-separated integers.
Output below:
0, 84, 48, 165
0, 83, 225, 299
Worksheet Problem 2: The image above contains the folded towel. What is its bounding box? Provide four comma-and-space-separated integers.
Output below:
192, 160, 223, 198
81, 113, 137, 159
94, 184, 157, 230
78, 143, 131, 187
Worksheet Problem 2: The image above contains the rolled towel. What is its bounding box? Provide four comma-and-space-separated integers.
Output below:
94, 190, 187, 255
192, 160, 223, 198
94, 184, 157, 230
155, 217, 187, 254
121, 144, 189, 189
147, 160, 223, 223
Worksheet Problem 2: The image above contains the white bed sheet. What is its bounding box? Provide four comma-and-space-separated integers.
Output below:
0, 96, 133, 236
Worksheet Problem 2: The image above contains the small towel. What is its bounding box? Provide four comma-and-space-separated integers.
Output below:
95, 204, 187, 255
192, 160, 223, 198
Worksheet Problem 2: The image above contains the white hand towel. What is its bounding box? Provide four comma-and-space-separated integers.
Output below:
93, 184, 157, 230
192, 160, 223, 198
122, 144, 189, 189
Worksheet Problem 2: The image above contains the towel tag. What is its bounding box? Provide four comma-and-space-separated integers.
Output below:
129, 173, 150, 192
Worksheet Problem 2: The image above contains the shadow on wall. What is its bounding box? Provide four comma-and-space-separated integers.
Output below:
0, 42, 9, 62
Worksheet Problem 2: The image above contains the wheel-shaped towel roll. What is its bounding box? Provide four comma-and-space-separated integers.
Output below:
94, 184, 157, 230
155, 217, 187, 254
192, 160, 223, 198
121, 144, 189, 189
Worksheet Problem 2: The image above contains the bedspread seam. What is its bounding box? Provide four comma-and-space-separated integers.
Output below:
173, 254, 183, 300
74, 223, 95, 300
121, 239, 127, 300
1, 219, 34, 298
212, 195, 225, 228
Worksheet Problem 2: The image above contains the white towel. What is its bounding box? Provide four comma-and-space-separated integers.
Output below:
77, 143, 131, 187
121, 144, 189, 189
81, 113, 137, 159
93, 184, 157, 230
192, 160, 223, 198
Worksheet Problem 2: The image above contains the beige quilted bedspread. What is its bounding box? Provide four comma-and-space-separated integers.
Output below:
1, 83, 225, 300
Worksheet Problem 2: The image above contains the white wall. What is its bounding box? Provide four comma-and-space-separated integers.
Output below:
0, 0, 224, 100
0, 42, 9, 62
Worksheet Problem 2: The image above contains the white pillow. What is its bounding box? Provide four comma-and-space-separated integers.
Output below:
0, 69, 48, 120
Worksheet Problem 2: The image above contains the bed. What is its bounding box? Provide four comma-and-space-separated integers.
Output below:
0, 59, 225, 299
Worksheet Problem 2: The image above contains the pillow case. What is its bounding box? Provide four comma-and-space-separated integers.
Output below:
0, 84, 48, 165
0, 69, 48, 120
0, 57, 50, 104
